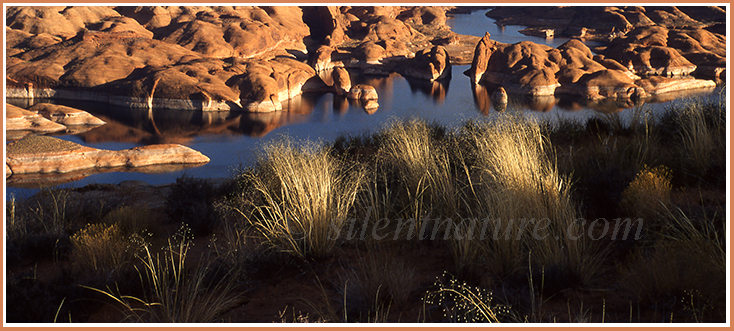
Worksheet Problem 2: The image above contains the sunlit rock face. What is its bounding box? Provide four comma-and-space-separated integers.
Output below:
5, 6, 723, 113
5, 104, 67, 135
468, 32, 717, 102
6, 135, 209, 176
485, 6, 725, 80
6, 6, 469, 113
28, 103, 106, 126
332, 67, 352, 96
487, 6, 725, 41
401, 45, 452, 82
599, 25, 725, 79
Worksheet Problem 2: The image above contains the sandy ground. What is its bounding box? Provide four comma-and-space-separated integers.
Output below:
7, 135, 84, 154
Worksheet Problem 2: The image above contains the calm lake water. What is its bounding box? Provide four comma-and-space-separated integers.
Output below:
5, 8, 724, 198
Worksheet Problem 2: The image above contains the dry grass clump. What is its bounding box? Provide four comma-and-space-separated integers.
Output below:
70, 223, 136, 275
457, 115, 594, 282
244, 139, 365, 259
102, 205, 153, 236
377, 119, 458, 221
674, 100, 726, 185
619, 165, 672, 220
678, 103, 724, 165
337, 245, 417, 321
424, 272, 516, 323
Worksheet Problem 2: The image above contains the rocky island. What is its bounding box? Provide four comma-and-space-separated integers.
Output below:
5, 134, 210, 186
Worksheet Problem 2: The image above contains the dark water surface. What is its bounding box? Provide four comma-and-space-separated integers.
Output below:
5, 8, 724, 198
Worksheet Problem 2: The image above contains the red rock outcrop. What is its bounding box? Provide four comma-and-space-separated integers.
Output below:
28, 103, 106, 126
304, 6, 468, 78
487, 6, 723, 40
6, 28, 317, 112
347, 84, 379, 111
6, 6, 121, 39
7, 6, 463, 113
599, 25, 726, 79
401, 45, 452, 81
6, 135, 209, 176
469, 34, 716, 100
481, 41, 562, 96
154, 6, 309, 59
469, 33, 497, 84
332, 67, 352, 96
486, 6, 726, 81
6, 104, 67, 134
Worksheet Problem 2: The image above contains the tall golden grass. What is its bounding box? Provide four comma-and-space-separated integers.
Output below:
378, 120, 458, 221
244, 139, 365, 259
457, 115, 594, 281
676, 100, 726, 180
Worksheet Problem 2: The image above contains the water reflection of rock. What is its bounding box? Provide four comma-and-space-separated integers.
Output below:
471, 82, 718, 115
6, 163, 204, 189
404, 76, 451, 104
70, 97, 315, 143
238, 110, 310, 137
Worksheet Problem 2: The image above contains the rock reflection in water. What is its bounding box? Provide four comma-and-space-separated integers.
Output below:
6, 163, 205, 189
470, 81, 719, 115
404, 76, 450, 104
238, 110, 309, 137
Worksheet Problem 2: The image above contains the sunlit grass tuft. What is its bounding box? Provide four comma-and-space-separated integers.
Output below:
619, 165, 672, 220
70, 223, 136, 275
244, 139, 365, 259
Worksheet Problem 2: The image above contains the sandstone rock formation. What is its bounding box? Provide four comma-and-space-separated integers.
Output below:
6, 135, 210, 176
6, 104, 67, 135
332, 67, 352, 96
28, 103, 106, 126
487, 6, 724, 40
486, 6, 726, 81
401, 45, 452, 81
6, 6, 723, 114
598, 25, 726, 79
6, 6, 475, 114
469, 33, 496, 84
347, 84, 379, 111
468, 33, 717, 101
